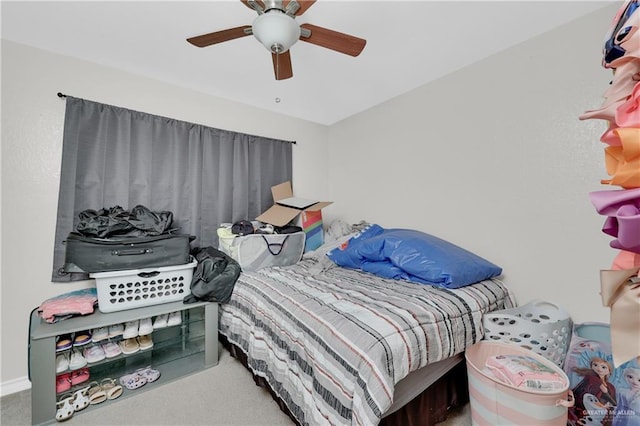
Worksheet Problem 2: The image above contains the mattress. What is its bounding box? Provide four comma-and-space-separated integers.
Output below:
219, 256, 515, 425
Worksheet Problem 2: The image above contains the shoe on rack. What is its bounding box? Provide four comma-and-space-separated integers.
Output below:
91, 326, 109, 343
135, 366, 161, 383
119, 372, 147, 390
83, 345, 106, 363
102, 341, 122, 358
72, 385, 91, 412
56, 335, 72, 352
73, 331, 92, 347
100, 378, 123, 400
56, 373, 71, 394
108, 323, 124, 338
123, 320, 139, 339
55, 393, 75, 421
70, 367, 90, 386
167, 311, 182, 327
119, 338, 140, 355
87, 381, 106, 405
138, 317, 153, 336
152, 314, 168, 329
137, 335, 154, 351
68, 351, 87, 370
55, 353, 69, 373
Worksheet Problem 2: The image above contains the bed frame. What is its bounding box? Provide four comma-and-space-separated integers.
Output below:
220, 335, 470, 426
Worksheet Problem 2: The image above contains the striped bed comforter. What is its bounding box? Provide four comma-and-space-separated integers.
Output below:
219, 257, 516, 426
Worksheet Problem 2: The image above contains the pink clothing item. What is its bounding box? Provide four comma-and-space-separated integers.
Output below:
590, 188, 640, 254
600, 124, 622, 147
486, 354, 566, 391
616, 82, 640, 128
580, 61, 640, 123
38, 288, 97, 323
612, 250, 640, 269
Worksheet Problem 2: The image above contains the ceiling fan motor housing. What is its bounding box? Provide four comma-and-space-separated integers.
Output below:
252, 9, 301, 53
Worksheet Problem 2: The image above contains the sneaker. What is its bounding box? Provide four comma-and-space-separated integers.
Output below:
167, 312, 182, 327
108, 323, 124, 338
102, 341, 122, 358
137, 335, 154, 351
83, 345, 106, 363
68, 351, 87, 370
56, 373, 71, 393
152, 314, 168, 329
70, 367, 90, 386
73, 331, 92, 347
91, 327, 109, 343
56, 353, 69, 373
138, 317, 153, 336
56, 335, 72, 352
119, 338, 140, 355
123, 320, 139, 339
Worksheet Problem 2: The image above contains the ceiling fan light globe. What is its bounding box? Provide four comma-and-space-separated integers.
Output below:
252, 10, 301, 53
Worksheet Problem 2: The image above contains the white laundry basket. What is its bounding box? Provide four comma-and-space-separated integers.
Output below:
482, 299, 573, 367
91, 259, 197, 313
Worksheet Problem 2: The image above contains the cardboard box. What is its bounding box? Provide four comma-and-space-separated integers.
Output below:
256, 181, 332, 252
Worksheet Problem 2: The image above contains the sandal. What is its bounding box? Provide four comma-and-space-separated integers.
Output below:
135, 366, 161, 383
87, 381, 106, 405
55, 393, 74, 422
100, 378, 123, 400
72, 385, 90, 412
119, 372, 147, 390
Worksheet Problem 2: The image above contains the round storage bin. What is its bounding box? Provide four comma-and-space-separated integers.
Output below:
466, 341, 572, 426
573, 322, 611, 344
482, 299, 572, 367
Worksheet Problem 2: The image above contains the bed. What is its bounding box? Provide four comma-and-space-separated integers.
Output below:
218, 225, 516, 425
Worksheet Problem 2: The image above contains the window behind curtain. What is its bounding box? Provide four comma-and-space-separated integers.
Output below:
52, 96, 293, 282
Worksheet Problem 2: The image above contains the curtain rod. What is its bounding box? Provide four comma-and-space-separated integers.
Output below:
56, 92, 296, 144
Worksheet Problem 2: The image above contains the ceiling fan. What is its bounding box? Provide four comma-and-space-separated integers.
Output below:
187, 0, 366, 80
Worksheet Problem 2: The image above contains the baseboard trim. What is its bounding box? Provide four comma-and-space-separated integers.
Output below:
1, 376, 31, 397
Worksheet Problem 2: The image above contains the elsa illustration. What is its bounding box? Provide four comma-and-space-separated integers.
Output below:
612, 366, 640, 426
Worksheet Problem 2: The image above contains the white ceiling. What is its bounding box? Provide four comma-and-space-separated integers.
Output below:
2, 1, 615, 125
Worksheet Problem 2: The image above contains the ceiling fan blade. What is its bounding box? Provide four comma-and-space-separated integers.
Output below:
299, 23, 366, 57
187, 26, 252, 48
241, 0, 265, 13
285, 0, 316, 16
272, 51, 293, 80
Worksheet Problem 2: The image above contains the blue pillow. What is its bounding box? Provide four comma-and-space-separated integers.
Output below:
327, 226, 502, 289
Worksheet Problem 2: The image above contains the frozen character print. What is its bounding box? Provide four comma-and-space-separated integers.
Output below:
613, 366, 640, 426
570, 357, 618, 425
576, 393, 613, 425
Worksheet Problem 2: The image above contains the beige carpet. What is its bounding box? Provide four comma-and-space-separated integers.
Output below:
1, 348, 471, 425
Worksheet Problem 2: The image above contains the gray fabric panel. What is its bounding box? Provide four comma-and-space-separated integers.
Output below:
52, 97, 292, 281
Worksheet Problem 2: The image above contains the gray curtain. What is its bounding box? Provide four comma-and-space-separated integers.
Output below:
52, 96, 292, 282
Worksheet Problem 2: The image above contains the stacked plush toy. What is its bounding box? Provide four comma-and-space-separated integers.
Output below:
562, 3, 640, 425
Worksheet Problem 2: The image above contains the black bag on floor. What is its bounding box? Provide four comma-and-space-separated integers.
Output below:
62, 232, 194, 273
184, 247, 241, 304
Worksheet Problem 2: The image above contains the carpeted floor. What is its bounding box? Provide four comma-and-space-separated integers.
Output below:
1, 347, 472, 425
